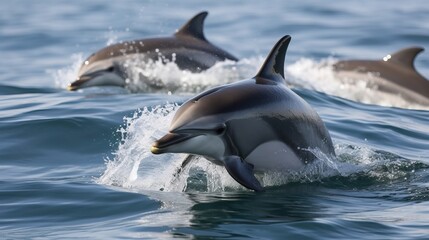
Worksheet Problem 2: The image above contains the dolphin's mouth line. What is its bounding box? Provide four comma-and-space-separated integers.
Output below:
151, 132, 197, 154
151, 124, 227, 154
68, 66, 124, 91
68, 73, 99, 91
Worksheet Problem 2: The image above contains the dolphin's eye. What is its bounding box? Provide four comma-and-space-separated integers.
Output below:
106, 66, 115, 72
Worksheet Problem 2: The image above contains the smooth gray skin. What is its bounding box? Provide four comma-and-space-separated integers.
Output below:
334, 47, 429, 105
151, 35, 335, 192
68, 11, 238, 91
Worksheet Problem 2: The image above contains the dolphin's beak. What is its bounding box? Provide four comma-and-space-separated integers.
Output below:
67, 75, 93, 91
68, 67, 126, 91
151, 133, 194, 154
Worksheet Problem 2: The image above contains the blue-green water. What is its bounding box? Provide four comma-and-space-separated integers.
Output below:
1, 1, 429, 239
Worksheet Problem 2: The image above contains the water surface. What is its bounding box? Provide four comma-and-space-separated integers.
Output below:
1, 1, 429, 239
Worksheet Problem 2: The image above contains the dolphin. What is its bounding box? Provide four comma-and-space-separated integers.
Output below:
68, 11, 238, 91
333, 47, 429, 105
151, 35, 335, 191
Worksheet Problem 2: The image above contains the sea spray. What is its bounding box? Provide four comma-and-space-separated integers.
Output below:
97, 103, 426, 193
122, 56, 261, 93
51, 52, 427, 110
48, 53, 84, 89
97, 103, 243, 192
286, 58, 428, 110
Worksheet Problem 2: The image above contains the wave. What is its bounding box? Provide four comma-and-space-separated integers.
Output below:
286, 58, 429, 110
97, 105, 428, 194
0, 84, 58, 95
48, 53, 85, 89
51, 54, 427, 110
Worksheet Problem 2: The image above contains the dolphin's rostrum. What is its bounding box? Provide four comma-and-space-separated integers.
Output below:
68, 11, 238, 91
151, 35, 335, 191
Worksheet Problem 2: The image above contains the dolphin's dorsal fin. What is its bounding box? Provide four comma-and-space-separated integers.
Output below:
384, 47, 424, 71
175, 11, 208, 41
255, 35, 291, 85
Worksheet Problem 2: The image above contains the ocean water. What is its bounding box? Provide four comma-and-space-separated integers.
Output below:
1, 0, 429, 239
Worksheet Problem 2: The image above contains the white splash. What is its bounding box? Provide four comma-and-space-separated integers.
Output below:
285, 58, 428, 110
50, 51, 426, 109
122, 56, 263, 94
97, 104, 417, 194
98, 104, 181, 190
48, 53, 84, 89
48, 50, 263, 94
96, 104, 245, 192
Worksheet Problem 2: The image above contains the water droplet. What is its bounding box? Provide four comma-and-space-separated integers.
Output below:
383, 55, 391, 61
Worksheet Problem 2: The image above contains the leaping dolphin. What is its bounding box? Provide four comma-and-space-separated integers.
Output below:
68, 11, 238, 91
151, 35, 335, 192
334, 47, 429, 105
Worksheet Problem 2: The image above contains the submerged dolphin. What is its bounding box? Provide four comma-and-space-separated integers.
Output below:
334, 47, 429, 105
68, 11, 238, 91
151, 35, 335, 191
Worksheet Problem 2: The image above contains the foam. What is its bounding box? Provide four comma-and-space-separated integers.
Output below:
49, 53, 84, 89
286, 58, 428, 110
121, 55, 262, 94
97, 106, 422, 194
51, 52, 427, 109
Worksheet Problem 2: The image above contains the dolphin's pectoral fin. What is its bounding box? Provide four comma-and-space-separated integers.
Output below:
223, 156, 263, 192
181, 154, 195, 168
169, 155, 197, 192
174, 154, 195, 176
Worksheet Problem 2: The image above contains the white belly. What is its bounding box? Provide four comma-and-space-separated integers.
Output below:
244, 141, 304, 172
